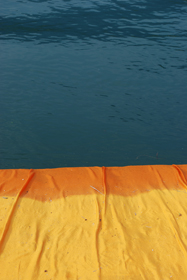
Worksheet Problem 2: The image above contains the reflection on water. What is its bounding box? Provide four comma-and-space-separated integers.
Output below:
1, 0, 187, 43
0, 0, 187, 168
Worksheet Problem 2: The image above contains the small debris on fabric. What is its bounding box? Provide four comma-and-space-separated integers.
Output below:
90, 185, 103, 195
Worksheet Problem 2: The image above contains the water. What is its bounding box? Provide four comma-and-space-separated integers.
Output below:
0, 0, 187, 169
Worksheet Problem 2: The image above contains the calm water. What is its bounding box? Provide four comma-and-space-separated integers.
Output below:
0, 0, 187, 169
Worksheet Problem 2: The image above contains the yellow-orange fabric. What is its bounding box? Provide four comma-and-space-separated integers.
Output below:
0, 165, 187, 279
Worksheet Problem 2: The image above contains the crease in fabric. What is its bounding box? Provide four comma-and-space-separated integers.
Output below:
102, 166, 106, 216
94, 194, 101, 278
173, 165, 187, 190
156, 190, 187, 259
0, 169, 34, 254
163, 202, 187, 259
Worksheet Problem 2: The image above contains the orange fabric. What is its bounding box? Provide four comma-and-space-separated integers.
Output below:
0, 165, 186, 201
1, 165, 187, 279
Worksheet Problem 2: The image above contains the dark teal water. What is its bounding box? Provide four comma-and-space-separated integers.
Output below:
1, 0, 187, 169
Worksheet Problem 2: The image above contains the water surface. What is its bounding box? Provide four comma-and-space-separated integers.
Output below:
0, 0, 187, 168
